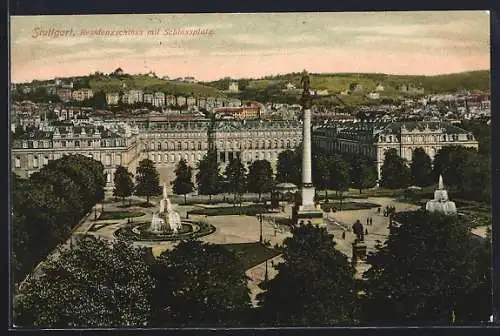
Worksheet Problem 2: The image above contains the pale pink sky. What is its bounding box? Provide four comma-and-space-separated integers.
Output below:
10, 12, 490, 83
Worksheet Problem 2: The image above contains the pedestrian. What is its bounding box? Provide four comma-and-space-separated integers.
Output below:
342, 231, 346, 239
369, 217, 373, 226
365, 228, 368, 235
366, 218, 369, 226
377, 207, 381, 214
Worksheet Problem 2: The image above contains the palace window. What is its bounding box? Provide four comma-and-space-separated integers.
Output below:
33, 156, 39, 168
43, 156, 49, 165
75, 140, 80, 147
157, 154, 161, 163
177, 142, 182, 150
286, 140, 291, 148
105, 154, 111, 166
198, 142, 202, 150
22, 141, 28, 149
61, 141, 66, 147
116, 154, 122, 165
14, 157, 21, 168
157, 142, 162, 150
28, 141, 33, 149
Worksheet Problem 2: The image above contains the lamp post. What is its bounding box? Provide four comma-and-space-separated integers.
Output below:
264, 259, 269, 282
259, 213, 263, 243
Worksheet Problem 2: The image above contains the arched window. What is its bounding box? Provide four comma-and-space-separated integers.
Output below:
43, 156, 49, 165
280, 140, 284, 148
14, 157, 21, 168
198, 142, 202, 150
184, 142, 189, 150
190, 154, 195, 162
286, 140, 291, 148
249, 141, 253, 149
274, 139, 278, 148
151, 141, 155, 150
75, 140, 80, 147
407, 148, 413, 159
157, 142, 162, 150
170, 155, 175, 162
177, 142, 182, 150
157, 154, 162, 162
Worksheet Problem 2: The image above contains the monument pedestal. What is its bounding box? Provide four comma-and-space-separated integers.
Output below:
352, 242, 367, 261
293, 185, 325, 226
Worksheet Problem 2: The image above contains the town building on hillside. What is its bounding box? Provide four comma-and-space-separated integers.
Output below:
366, 92, 380, 100
228, 82, 239, 93
197, 97, 207, 108
375, 83, 385, 91
106, 92, 120, 105
186, 96, 197, 106
128, 89, 144, 104
176, 96, 187, 106
214, 105, 260, 120
153, 92, 165, 107
72, 88, 94, 101
313, 120, 478, 180
56, 88, 72, 102
284, 82, 297, 91
143, 92, 154, 105
349, 83, 363, 92
166, 95, 177, 106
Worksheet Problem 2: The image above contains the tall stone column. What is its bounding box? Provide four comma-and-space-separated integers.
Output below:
301, 107, 315, 206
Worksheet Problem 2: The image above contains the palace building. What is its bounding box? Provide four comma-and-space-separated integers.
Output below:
312, 120, 478, 180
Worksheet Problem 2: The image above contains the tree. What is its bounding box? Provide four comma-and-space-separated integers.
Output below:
276, 149, 301, 185
350, 155, 377, 194
362, 211, 490, 323
257, 224, 358, 325
14, 235, 156, 327
196, 150, 221, 201
312, 155, 330, 200
135, 159, 161, 205
224, 157, 247, 206
150, 240, 250, 326
380, 148, 410, 189
410, 147, 433, 187
328, 155, 351, 209
247, 159, 274, 202
113, 165, 135, 204
172, 159, 194, 204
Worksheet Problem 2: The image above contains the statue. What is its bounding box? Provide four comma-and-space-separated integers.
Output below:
149, 183, 183, 233
352, 219, 364, 243
300, 70, 312, 109
438, 174, 444, 190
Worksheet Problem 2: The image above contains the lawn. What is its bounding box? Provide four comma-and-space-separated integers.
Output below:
98, 211, 146, 220
88, 222, 120, 232
222, 242, 283, 270
320, 201, 380, 212
189, 204, 274, 217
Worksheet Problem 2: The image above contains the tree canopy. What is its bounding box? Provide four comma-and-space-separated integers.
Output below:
223, 157, 247, 203
113, 165, 135, 203
362, 211, 491, 323
196, 150, 221, 200
135, 158, 161, 204
410, 147, 433, 187
150, 240, 251, 326
247, 159, 274, 201
14, 235, 156, 328
172, 159, 195, 204
380, 148, 410, 189
276, 149, 301, 185
258, 224, 358, 326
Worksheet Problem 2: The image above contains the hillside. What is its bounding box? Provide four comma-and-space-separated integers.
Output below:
203, 70, 490, 106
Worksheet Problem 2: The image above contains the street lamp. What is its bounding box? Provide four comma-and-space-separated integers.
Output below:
259, 213, 263, 243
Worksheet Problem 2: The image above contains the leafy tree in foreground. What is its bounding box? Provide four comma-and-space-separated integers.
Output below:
258, 224, 357, 325
14, 235, 156, 328
312, 154, 330, 199
410, 147, 433, 187
113, 165, 134, 204
196, 150, 221, 201
350, 155, 377, 194
276, 149, 301, 185
247, 159, 274, 202
380, 148, 410, 189
362, 211, 491, 323
135, 158, 161, 205
224, 157, 247, 206
150, 240, 251, 326
172, 159, 194, 204
329, 155, 351, 208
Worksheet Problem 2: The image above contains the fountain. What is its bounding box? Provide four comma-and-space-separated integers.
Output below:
114, 183, 215, 242
425, 175, 457, 215
149, 185, 182, 234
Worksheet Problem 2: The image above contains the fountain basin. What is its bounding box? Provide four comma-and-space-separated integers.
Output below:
114, 220, 215, 242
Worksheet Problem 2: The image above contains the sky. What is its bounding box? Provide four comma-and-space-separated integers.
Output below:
10, 11, 490, 83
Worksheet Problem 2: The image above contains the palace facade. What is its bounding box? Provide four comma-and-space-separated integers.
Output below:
12, 119, 303, 189
312, 120, 479, 180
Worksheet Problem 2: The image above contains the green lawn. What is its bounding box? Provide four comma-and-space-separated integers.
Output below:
320, 201, 380, 212
98, 211, 145, 220
189, 204, 274, 217
223, 242, 283, 270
